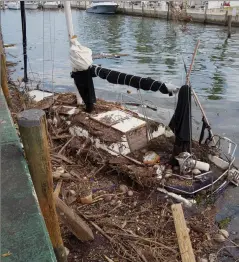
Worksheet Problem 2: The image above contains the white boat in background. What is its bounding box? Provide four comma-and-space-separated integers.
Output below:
7, 1, 20, 10
43, 1, 59, 9
25, 2, 39, 10
86, 0, 118, 14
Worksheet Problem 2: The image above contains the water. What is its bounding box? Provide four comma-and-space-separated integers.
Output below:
1, 9, 239, 250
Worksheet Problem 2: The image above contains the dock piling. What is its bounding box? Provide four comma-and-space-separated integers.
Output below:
17, 109, 67, 262
228, 15, 232, 38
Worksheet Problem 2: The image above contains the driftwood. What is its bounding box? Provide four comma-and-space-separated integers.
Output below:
55, 197, 94, 241
87, 221, 137, 262
52, 154, 74, 164
104, 255, 115, 262
58, 136, 75, 155
171, 204, 196, 262
92, 53, 128, 60
54, 180, 63, 198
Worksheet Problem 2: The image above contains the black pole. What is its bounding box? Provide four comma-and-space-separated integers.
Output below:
20, 1, 28, 82
167, 1, 170, 21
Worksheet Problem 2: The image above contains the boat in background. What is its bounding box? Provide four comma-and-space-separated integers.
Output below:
25, 1, 39, 10
7, 1, 20, 10
86, 0, 118, 14
43, 1, 59, 9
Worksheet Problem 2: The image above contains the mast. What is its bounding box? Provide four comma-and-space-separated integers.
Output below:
64, 1, 83, 105
20, 1, 28, 82
64, 1, 74, 40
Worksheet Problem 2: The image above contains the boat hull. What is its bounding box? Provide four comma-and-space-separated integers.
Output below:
43, 3, 58, 9
86, 4, 118, 14
7, 3, 20, 10
25, 4, 38, 10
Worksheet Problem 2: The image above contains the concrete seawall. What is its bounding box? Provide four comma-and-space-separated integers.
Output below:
117, 7, 239, 26
75, 2, 239, 27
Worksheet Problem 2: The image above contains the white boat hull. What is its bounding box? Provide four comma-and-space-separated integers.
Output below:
43, 2, 58, 9
86, 4, 118, 14
7, 2, 20, 10
25, 3, 39, 10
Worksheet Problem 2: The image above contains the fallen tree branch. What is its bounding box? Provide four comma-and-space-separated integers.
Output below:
52, 154, 74, 164
58, 136, 75, 155
86, 221, 137, 261
106, 231, 177, 253
104, 255, 115, 262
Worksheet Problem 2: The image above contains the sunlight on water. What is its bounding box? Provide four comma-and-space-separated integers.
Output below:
1, 9, 239, 150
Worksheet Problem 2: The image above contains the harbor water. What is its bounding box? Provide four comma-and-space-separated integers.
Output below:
1, 9, 239, 254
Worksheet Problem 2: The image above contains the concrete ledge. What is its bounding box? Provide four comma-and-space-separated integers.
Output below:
0, 89, 56, 262
116, 7, 239, 26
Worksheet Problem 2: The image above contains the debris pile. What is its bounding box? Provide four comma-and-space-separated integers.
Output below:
26, 92, 227, 261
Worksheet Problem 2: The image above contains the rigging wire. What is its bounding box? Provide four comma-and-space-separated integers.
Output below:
42, 5, 45, 97
49, 11, 56, 97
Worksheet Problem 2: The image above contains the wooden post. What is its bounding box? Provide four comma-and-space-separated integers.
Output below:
0, 41, 11, 106
0, 49, 11, 105
85, 1, 86, 9
204, 2, 208, 24
167, 1, 170, 21
171, 204, 196, 262
228, 15, 232, 38
225, 10, 228, 26
17, 109, 67, 262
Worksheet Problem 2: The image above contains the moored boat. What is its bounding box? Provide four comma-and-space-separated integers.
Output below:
7, 1, 20, 10
25, 2, 39, 10
86, 0, 118, 14
43, 1, 59, 9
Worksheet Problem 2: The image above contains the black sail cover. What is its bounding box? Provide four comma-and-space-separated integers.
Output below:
90, 65, 173, 96
169, 85, 192, 155
71, 68, 96, 112
71, 65, 173, 112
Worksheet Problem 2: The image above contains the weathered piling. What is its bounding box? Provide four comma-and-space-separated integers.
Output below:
228, 15, 232, 38
17, 109, 67, 262
0, 32, 11, 106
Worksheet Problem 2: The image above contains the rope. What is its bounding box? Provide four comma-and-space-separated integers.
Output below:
49, 11, 56, 98
138, 78, 153, 141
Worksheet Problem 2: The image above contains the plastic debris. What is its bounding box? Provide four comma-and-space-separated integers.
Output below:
143, 151, 160, 165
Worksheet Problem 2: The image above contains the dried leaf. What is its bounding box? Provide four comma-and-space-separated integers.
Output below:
2, 251, 11, 257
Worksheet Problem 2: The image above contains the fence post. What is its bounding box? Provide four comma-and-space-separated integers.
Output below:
17, 109, 67, 262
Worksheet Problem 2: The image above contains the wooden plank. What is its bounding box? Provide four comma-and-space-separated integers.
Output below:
55, 197, 94, 242
171, 204, 196, 262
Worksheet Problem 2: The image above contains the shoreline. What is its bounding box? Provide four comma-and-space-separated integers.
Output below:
73, 2, 239, 27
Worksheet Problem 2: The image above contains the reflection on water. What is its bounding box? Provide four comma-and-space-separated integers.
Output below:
1, 9, 239, 146
2, 9, 239, 99
1, 8, 239, 240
